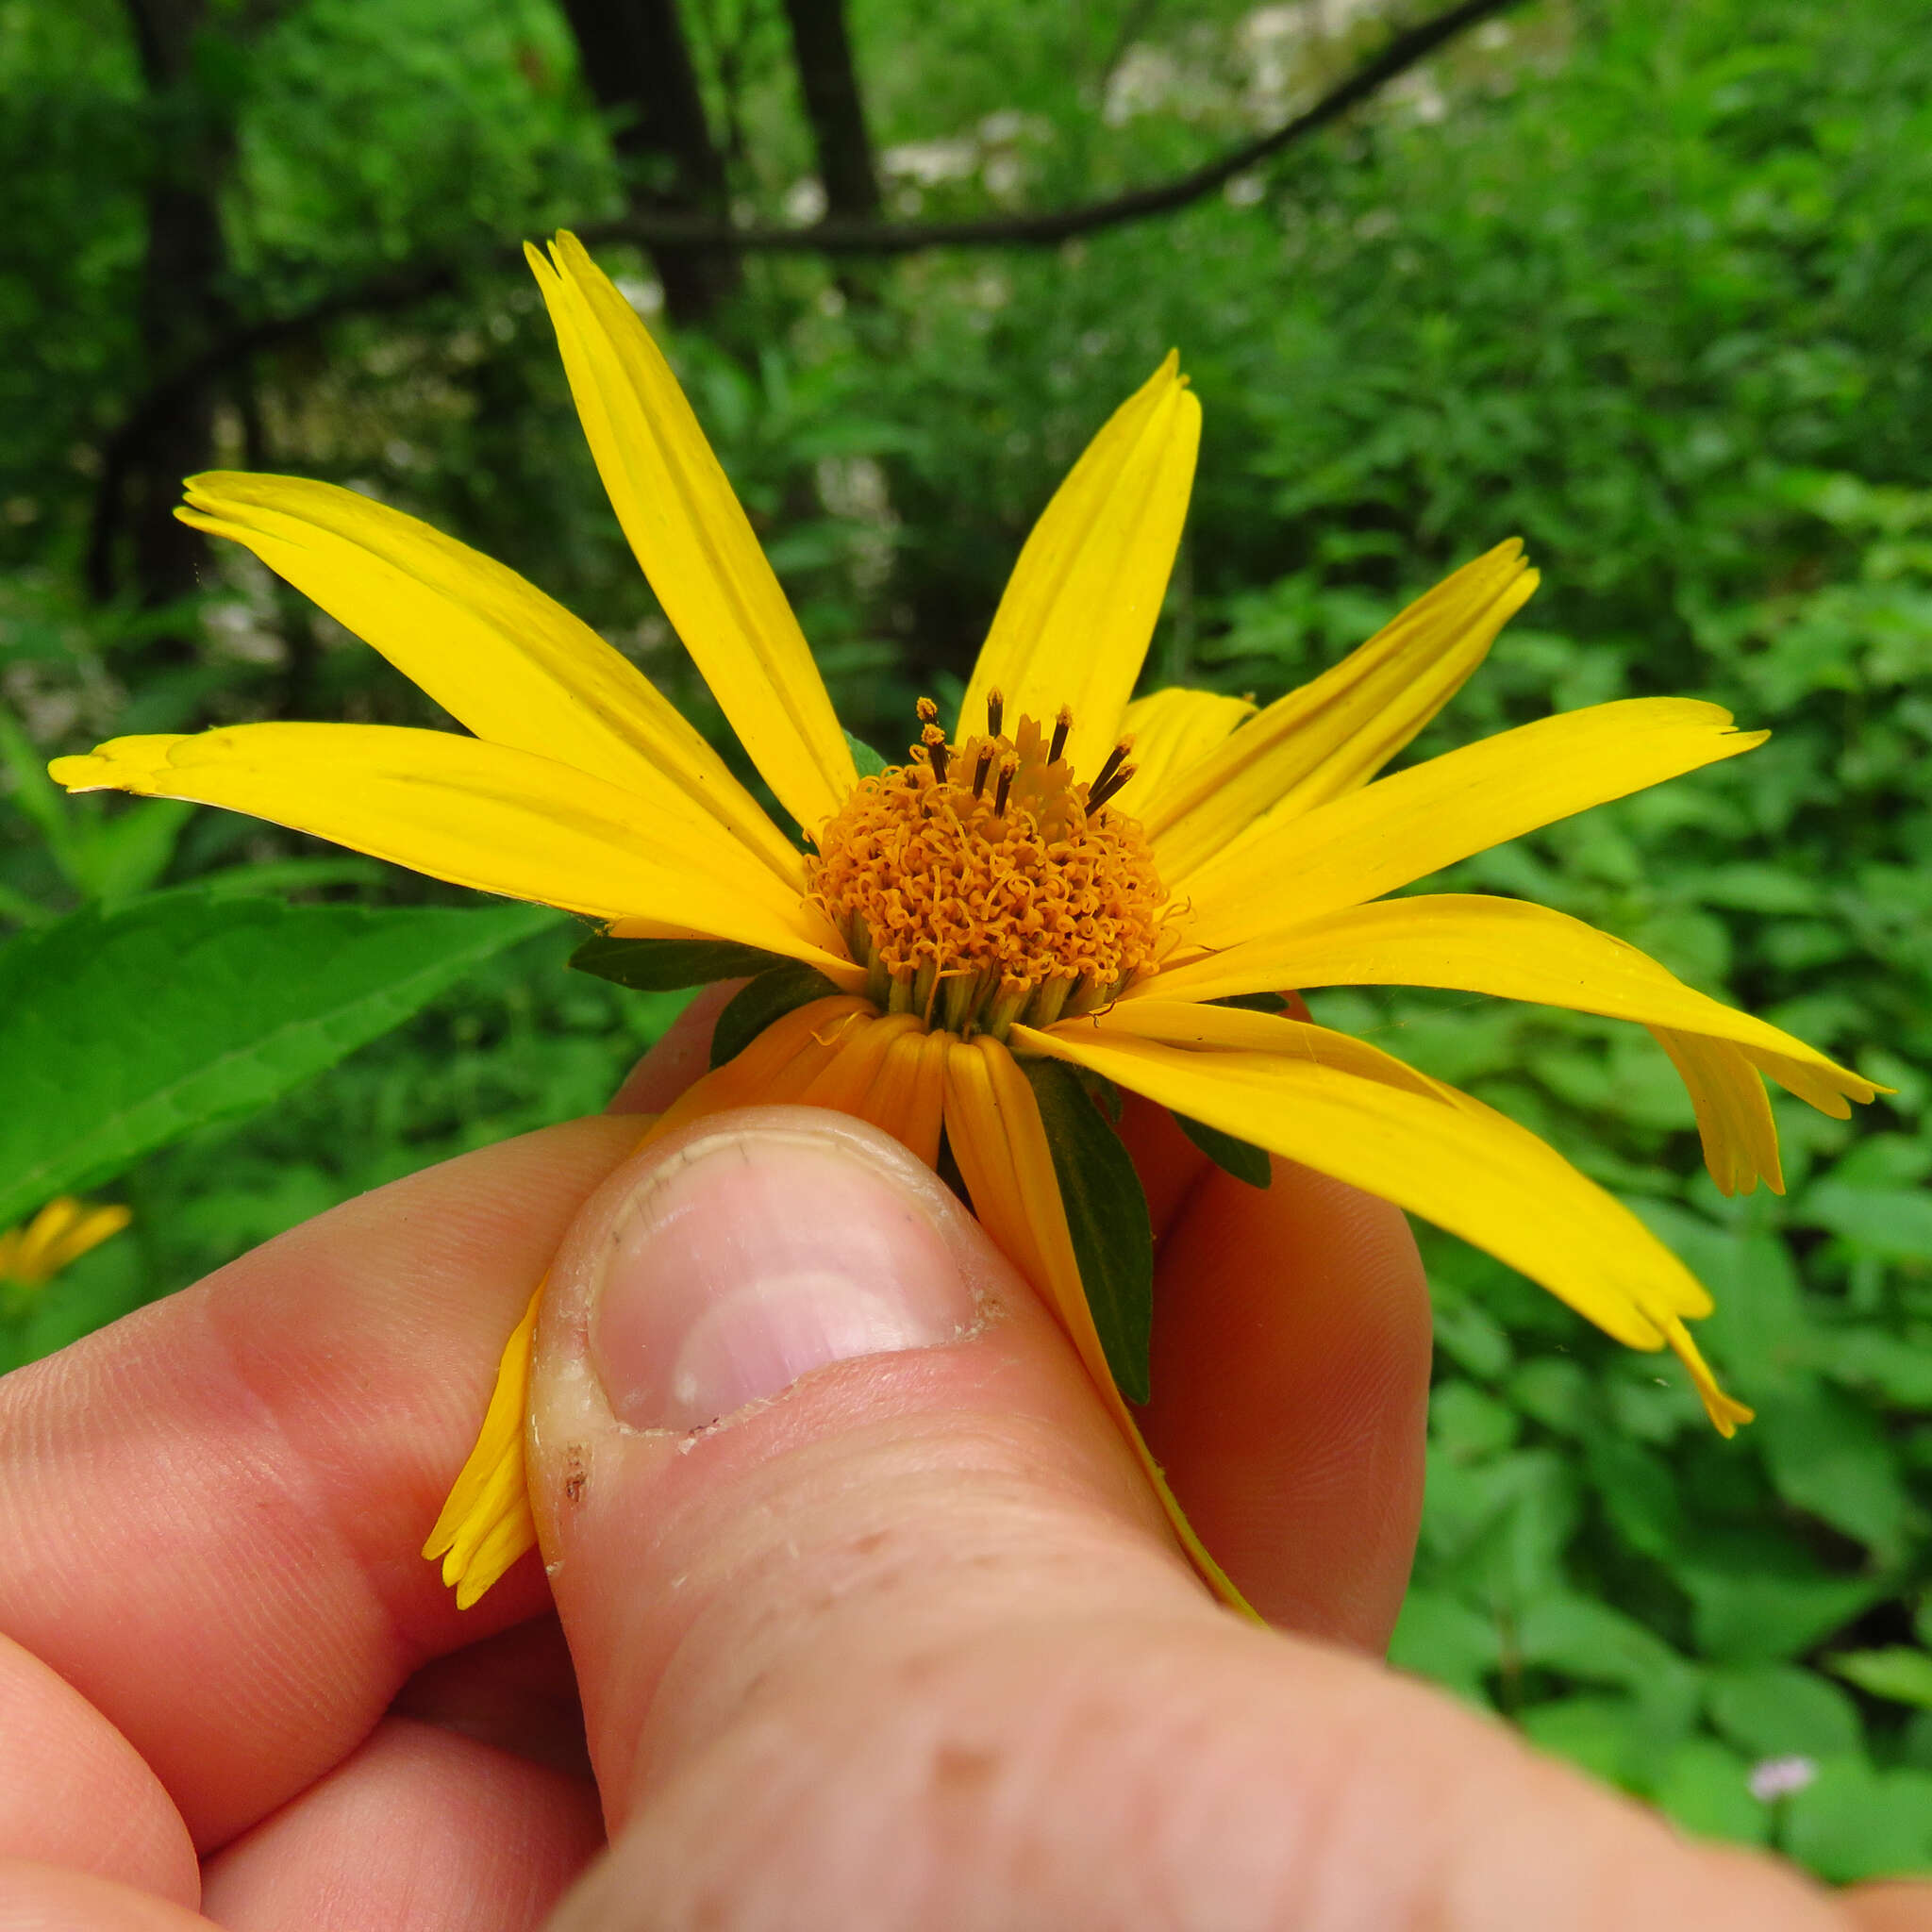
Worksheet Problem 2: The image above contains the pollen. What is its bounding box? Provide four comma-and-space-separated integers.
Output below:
808, 695, 1173, 1037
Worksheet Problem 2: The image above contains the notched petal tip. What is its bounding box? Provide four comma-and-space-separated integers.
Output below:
48, 736, 185, 793
1662, 1313, 1754, 1436
46, 753, 106, 791
425, 1291, 542, 1608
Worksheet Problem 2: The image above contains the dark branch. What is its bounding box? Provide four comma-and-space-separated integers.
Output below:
95, 0, 1523, 507
581, 0, 1523, 253
781, 0, 881, 222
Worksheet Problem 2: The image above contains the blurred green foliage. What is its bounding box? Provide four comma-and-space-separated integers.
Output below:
3, 0, 1930, 1875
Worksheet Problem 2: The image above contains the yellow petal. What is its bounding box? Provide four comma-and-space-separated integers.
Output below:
529, 234, 855, 833
1148, 893, 1874, 1115
52, 724, 844, 970
3, 1197, 131, 1287
1651, 1029, 1783, 1197
423, 1287, 540, 1609
796, 1011, 923, 1108
637, 995, 878, 1144
958, 357, 1200, 769
8, 1197, 82, 1283
941, 1035, 1257, 1615
1018, 1016, 1752, 1432
1090, 995, 1445, 1099
1110, 688, 1256, 814
177, 473, 804, 887
37, 1200, 131, 1278
796, 1017, 949, 1169
1143, 541, 1537, 878
1180, 699, 1768, 948
427, 1001, 881, 1611
1750, 1046, 1867, 1120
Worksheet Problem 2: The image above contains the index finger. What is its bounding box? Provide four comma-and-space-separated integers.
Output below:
0, 1113, 640, 1851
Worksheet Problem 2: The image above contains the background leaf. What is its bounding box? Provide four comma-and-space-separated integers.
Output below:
0, 892, 557, 1226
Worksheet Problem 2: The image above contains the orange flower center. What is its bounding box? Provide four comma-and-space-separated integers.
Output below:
808, 694, 1172, 1038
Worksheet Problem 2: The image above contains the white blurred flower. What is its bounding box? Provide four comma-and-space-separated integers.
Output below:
785, 176, 828, 225
1747, 1756, 1818, 1803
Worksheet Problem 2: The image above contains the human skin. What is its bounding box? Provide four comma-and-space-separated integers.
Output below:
0, 997, 1925, 1929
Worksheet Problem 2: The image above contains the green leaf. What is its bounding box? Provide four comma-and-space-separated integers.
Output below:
1802, 1181, 1932, 1261
1432, 1380, 1520, 1460
0, 892, 557, 1227
1070, 1065, 1122, 1123
1584, 1432, 1684, 1561
1, 1230, 146, 1374
569, 933, 790, 991
1517, 1592, 1699, 1706
1021, 1056, 1154, 1405
710, 962, 842, 1069
1679, 1565, 1881, 1665
1518, 1695, 1643, 1789
1652, 1740, 1771, 1846
1827, 1649, 1932, 1712
1757, 1380, 1912, 1557
1707, 1665, 1863, 1760
1174, 1110, 1272, 1188
843, 730, 890, 778
1387, 1587, 1498, 1704
198, 857, 388, 901
1783, 1758, 1932, 1884
66, 797, 194, 906
0, 699, 78, 877
1429, 1282, 1513, 1382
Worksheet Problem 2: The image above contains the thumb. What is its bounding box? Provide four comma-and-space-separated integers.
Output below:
523, 1107, 1855, 1932
525, 1104, 1192, 1820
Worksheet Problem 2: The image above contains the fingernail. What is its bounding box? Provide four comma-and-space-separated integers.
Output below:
591, 1131, 978, 1429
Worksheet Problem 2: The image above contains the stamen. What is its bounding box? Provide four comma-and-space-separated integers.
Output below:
986, 689, 1005, 737
972, 745, 995, 798
992, 753, 1019, 818
1088, 735, 1135, 802
922, 723, 950, 783
1048, 705, 1073, 764
1088, 760, 1138, 813
915, 695, 940, 725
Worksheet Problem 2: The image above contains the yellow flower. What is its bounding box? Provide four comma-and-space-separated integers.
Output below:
0, 1197, 132, 1294
52, 233, 1874, 1615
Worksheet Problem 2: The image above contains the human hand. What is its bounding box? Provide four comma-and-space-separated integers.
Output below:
2, 1001, 1927, 1929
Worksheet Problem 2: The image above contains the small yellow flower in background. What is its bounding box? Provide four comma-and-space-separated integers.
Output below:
0, 1197, 132, 1297
53, 232, 1876, 1615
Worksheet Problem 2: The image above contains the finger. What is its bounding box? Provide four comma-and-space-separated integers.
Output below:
0, 1862, 209, 1931
525, 1108, 1851, 1929
1846, 1885, 1932, 1930
389, 1615, 591, 1779
606, 983, 742, 1115
0, 1635, 197, 1907
1124, 1097, 1431, 1647
197, 1718, 601, 1932
618, 1008, 1430, 1649
0, 1114, 640, 1851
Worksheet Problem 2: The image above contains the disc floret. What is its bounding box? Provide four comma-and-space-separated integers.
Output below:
808, 694, 1172, 1037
